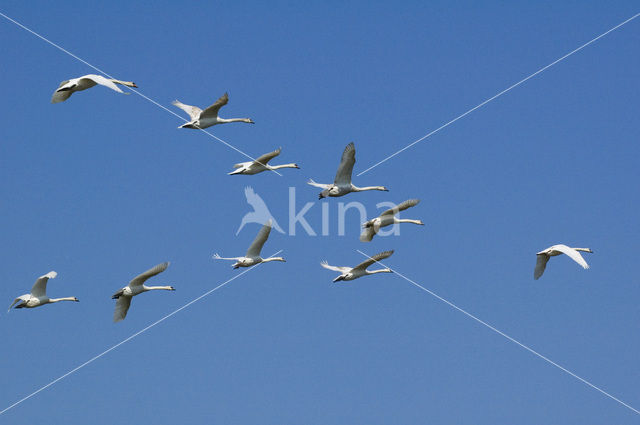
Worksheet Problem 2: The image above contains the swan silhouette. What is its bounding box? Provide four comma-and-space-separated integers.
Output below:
236, 187, 284, 235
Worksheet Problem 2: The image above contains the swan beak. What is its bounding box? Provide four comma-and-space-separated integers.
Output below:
295, 164, 300, 169
132, 83, 138, 88
333, 276, 345, 282
170, 287, 176, 291
74, 298, 80, 302
248, 119, 255, 124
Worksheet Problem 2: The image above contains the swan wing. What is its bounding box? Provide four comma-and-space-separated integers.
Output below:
333, 142, 356, 185
353, 250, 394, 271
200, 92, 229, 119
554, 245, 590, 269
51, 80, 73, 103
129, 262, 170, 288
307, 179, 330, 189
320, 261, 351, 273
246, 221, 272, 257
534, 254, 549, 280
380, 199, 420, 217
253, 148, 281, 166
81, 75, 124, 93
113, 296, 132, 322
359, 226, 376, 242
172, 100, 202, 121
8, 295, 29, 312
51, 90, 73, 103
30, 271, 57, 297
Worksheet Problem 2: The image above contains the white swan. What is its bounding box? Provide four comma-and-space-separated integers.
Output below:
173, 93, 254, 129
228, 148, 299, 175
8, 271, 78, 311
51, 74, 137, 103
534, 244, 593, 280
112, 262, 174, 322
360, 199, 424, 242
308, 142, 388, 199
321, 250, 394, 282
213, 220, 286, 268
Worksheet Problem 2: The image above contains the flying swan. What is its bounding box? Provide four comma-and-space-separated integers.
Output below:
51, 74, 137, 103
360, 199, 424, 242
173, 92, 254, 129
308, 142, 388, 199
321, 250, 394, 282
228, 148, 299, 175
213, 220, 286, 268
112, 262, 175, 322
8, 271, 78, 311
534, 244, 593, 280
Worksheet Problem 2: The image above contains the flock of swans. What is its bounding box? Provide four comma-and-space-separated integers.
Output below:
9, 73, 594, 322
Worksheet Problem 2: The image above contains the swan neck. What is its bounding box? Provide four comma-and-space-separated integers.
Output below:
397, 218, 422, 224
144, 285, 174, 291
263, 257, 285, 262
368, 269, 392, 275
49, 297, 76, 302
353, 185, 385, 192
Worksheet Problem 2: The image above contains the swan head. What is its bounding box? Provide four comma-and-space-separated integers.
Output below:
72, 297, 80, 302
169, 286, 176, 291
246, 119, 255, 124
333, 275, 346, 282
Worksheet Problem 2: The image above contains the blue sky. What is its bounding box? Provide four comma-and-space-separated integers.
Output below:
1, 1, 639, 423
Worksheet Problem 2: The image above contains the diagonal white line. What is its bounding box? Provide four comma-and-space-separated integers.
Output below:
356, 250, 640, 416
0, 250, 283, 416
0, 11, 283, 176
357, 12, 640, 176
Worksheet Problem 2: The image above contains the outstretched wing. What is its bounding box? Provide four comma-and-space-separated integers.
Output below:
81, 75, 124, 93
246, 220, 272, 257
320, 261, 351, 273
129, 262, 170, 288
533, 254, 549, 280
51, 80, 73, 103
31, 271, 57, 297
553, 244, 590, 269
359, 226, 376, 242
253, 148, 281, 166
113, 296, 132, 322
307, 179, 330, 189
353, 250, 394, 271
200, 92, 229, 119
333, 142, 356, 185
380, 199, 420, 217
8, 295, 29, 312
172, 100, 202, 120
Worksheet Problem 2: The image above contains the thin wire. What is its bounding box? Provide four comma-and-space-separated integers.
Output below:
355, 250, 640, 415
357, 12, 640, 176
0, 250, 283, 416
0, 11, 283, 176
